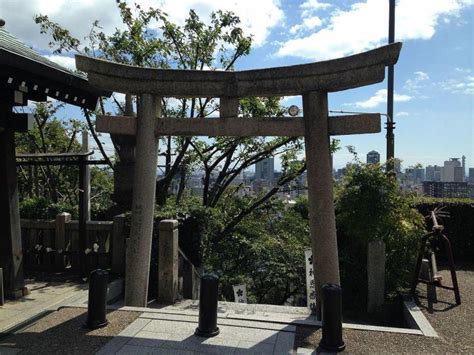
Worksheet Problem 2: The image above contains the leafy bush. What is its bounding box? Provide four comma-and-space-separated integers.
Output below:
203, 200, 309, 304
20, 196, 78, 219
146, 197, 309, 304
335, 162, 425, 310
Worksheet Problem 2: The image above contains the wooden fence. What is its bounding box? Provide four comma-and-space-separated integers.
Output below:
20, 214, 199, 300
20, 213, 126, 275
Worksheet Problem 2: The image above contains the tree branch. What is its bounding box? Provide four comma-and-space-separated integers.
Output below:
82, 108, 113, 169
218, 162, 307, 240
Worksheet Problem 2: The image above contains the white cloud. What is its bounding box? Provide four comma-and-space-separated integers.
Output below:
155, 0, 284, 47
404, 71, 430, 93
3, 0, 283, 53
414, 71, 429, 81
455, 67, 472, 73
289, 16, 322, 35
277, 0, 474, 60
396, 111, 410, 117
439, 75, 474, 95
300, 0, 332, 18
44, 55, 76, 71
349, 89, 412, 109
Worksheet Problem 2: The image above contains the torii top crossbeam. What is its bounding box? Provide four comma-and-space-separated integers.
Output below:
75, 43, 402, 314
76, 43, 401, 97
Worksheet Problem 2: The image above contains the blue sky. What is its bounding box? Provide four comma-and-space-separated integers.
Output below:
2, 0, 473, 171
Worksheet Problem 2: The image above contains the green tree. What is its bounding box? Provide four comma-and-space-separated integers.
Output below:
15, 102, 113, 218
15, 102, 82, 204
34, 2, 313, 236
209, 199, 310, 304
155, 196, 310, 304
335, 152, 425, 311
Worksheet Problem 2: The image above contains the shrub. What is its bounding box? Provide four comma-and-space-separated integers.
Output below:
145, 196, 309, 304
20, 196, 78, 219
335, 162, 425, 310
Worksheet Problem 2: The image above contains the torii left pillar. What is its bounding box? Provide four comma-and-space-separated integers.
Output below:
124, 94, 161, 306
0, 100, 25, 299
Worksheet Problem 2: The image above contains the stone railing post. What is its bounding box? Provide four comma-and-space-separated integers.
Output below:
55, 212, 71, 271
367, 239, 386, 313
157, 219, 179, 303
112, 214, 126, 275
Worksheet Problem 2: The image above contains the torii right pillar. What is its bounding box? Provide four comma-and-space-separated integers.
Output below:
303, 91, 339, 319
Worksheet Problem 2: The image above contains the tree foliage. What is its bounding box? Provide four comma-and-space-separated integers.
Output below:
34, 2, 313, 234
15, 102, 113, 218
154, 196, 309, 304
334, 153, 425, 310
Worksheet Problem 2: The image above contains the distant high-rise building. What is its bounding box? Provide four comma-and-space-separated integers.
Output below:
255, 157, 275, 182
425, 165, 442, 182
454, 167, 464, 182
423, 181, 468, 198
462, 155, 466, 181
442, 158, 462, 182
469, 168, 474, 183
366, 150, 380, 164
405, 167, 425, 184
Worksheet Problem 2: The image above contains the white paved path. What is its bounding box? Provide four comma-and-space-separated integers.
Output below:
98, 302, 299, 354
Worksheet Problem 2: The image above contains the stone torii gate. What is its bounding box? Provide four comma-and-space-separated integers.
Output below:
76, 42, 402, 315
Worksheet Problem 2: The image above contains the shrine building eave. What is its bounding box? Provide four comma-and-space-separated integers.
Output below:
0, 26, 111, 110
75, 42, 402, 98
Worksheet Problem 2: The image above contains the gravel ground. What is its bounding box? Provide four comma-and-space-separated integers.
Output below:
295, 265, 474, 354
0, 308, 140, 355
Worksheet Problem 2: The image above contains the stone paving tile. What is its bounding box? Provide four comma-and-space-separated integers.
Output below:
234, 340, 276, 354
219, 326, 279, 344
142, 319, 197, 334
117, 344, 193, 354
274, 331, 295, 354
141, 312, 198, 323
96, 318, 152, 355
141, 311, 298, 333
189, 340, 238, 354
99, 304, 298, 354
295, 347, 316, 354
127, 330, 172, 347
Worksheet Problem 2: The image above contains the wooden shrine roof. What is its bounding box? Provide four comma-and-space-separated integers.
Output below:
0, 23, 111, 110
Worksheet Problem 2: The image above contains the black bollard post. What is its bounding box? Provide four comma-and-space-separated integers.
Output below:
85, 269, 109, 329
319, 284, 345, 352
195, 273, 219, 337
0, 268, 4, 306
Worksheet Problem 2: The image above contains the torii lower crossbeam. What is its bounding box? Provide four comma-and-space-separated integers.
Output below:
95, 113, 381, 137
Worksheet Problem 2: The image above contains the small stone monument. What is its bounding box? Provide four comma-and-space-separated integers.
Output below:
367, 240, 386, 313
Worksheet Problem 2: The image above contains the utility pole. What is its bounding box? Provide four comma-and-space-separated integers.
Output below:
386, 0, 396, 168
